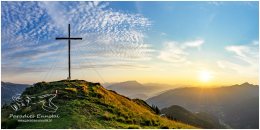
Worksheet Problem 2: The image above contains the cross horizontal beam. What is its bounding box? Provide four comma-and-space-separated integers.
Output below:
56, 37, 82, 40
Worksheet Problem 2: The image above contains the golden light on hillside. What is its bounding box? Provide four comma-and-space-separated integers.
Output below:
198, 70, 213, 83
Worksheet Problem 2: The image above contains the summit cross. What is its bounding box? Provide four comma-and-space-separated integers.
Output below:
55, 24, 82, 80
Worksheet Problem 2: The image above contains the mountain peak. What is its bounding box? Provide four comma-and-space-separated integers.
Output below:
2, 80, 194, 129
121, 80, 141, 84
107, 80, 144, 90
240, 82, 253, 87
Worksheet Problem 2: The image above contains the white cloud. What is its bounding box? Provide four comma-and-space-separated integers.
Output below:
158, 42, 188, 63
160, 32, 167, 36
225, 45, 248, 58
208, 2, 223, 6
38, 2, 68, 31
182, 39, 204, 50
225, 43, 258, 65
217, 41, 258, 76
158, 39, 204, 63
2, 1, 153, 71
183, 39, 204, 48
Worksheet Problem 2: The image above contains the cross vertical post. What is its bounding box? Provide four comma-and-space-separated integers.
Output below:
68, 24, 71, 80
55, 24, 82, 80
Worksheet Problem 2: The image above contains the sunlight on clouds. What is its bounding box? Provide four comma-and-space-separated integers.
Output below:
217, 41, 258, 77
158, 39, 204, 63
158, 41, 188, 63
226, 45, 249, 58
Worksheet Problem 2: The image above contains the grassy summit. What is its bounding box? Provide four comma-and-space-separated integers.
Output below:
1, 80, 195, 129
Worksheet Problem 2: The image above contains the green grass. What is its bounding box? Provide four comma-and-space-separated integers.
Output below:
2, 80, 196, 129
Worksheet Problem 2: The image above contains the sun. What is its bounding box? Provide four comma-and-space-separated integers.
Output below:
198, 70, 213, 82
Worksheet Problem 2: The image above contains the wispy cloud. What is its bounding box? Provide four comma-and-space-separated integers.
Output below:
2, 66, 48, 76
160, 32, 167, 36
76, 63, 150, 70
38, 1, 68, 31
158, 41, 188, 63
208, 1, 223, 6
217, 41, 258, 76
225, 41, 258, 65
158, 39, 204, 63
182, 39, 204, 50
2, 1, 153, 77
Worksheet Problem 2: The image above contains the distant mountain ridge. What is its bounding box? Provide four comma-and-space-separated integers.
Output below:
106, 81, 174, 100
1, 82, 30, 105
146, 82, 259, 129
161, 105, 224, 128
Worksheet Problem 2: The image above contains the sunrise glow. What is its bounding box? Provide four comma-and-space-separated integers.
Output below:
198, 70, 213, 83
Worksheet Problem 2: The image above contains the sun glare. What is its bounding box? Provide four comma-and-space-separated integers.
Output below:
198, 70, 213, 82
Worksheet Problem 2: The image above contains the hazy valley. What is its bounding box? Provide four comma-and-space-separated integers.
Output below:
147, 82, 259, 128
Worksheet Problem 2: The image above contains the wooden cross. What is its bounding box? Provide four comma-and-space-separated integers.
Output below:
56, 24, 82, 80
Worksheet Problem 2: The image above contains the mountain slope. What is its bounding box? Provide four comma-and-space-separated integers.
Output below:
161, 105, 224, 128
146, 83, 259, 129
1, 80, 195, 129
1, 82, 30, 105
106, 81, 172, 100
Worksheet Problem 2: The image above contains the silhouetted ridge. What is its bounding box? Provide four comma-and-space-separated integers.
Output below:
161, 105, 224, 128
147, 83, 259, 129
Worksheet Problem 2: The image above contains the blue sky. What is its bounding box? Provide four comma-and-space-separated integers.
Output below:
1, 1, 259, 85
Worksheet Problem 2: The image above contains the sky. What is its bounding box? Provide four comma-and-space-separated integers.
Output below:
1, 1, 259, 86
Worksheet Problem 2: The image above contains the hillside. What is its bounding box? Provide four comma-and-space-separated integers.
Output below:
1, 80, 195, 129
1, 82, 30, 105
161, 105, 224, 128
146, 83, 259, 129
106, 81, 173, 100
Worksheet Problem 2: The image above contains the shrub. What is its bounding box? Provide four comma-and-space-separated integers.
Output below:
142, 120, 152, 126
